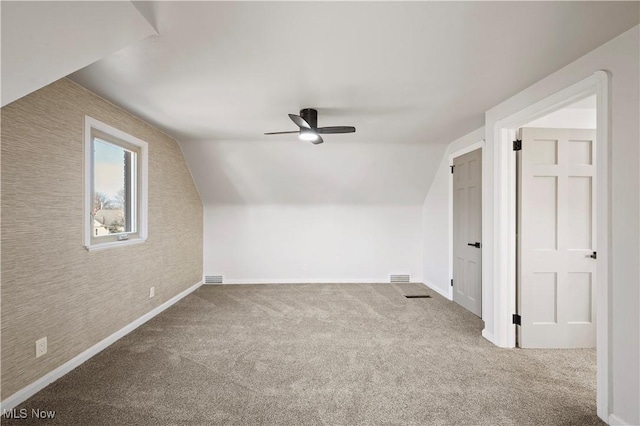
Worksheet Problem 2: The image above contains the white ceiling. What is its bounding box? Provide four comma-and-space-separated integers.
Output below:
1, 1, 156, 107
65, 2, 638, 205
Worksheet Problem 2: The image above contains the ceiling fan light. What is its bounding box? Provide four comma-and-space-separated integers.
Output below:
299, 131, 319, 141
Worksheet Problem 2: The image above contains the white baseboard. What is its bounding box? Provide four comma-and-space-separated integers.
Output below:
215, 279, 393, 285
481, 328, 496, 344
420, 280, 451, 300
0, 280, 203, 413
608, 413, 633, 425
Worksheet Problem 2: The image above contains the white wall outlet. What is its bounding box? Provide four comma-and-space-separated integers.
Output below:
149, 286, 155, 298
35, 337, 47, 358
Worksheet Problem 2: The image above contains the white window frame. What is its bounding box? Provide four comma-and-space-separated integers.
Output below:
84, 116, 148, 251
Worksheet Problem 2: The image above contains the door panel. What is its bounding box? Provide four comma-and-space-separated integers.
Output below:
567, 176, 592, 248
452, 148, 482, 317
517, 127, 596, 348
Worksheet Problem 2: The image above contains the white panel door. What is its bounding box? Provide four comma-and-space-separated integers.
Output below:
518, 127, 596, 348
453, 148, 482, 317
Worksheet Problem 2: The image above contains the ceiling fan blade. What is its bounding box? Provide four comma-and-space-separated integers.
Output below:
316, 126, 356, 134
310, 135, 324, 145
264, 131, 299, 135
288, 114, 312, 129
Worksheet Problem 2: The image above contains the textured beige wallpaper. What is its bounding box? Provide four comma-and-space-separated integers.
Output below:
0, 78, 203, 400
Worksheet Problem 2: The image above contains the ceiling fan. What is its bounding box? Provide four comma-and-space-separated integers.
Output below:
264, 108, 356, 145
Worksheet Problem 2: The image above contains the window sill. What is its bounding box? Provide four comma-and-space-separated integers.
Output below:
85, 237, 147, 252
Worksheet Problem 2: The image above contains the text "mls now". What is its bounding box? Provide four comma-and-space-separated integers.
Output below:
3, 408, 56, 419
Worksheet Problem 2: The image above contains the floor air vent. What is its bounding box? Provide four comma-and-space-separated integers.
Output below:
205, 275, 223, 284
405, 295, 432, 299
390, 274, 411, 283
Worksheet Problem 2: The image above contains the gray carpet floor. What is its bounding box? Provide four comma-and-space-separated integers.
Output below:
3, 283, 601, 425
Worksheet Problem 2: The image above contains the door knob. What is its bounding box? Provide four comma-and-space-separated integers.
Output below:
467, 242, 481, 248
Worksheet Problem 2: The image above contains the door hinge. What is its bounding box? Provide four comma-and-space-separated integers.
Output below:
590, 251, 597, 259
450, 165, 455, 174
512, 314, 521, 325
513, 140, 522, 151
451, 279, 454, 287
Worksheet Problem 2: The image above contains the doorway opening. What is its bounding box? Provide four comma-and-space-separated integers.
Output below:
494, 71, 610, 420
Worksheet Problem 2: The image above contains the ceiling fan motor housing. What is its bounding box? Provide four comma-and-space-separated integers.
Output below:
300, 108, 318, 129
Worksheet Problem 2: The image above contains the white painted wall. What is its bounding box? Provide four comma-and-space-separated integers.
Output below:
481, 26, 639, 424
422, 128, 484, 299
204, 205, 423, 283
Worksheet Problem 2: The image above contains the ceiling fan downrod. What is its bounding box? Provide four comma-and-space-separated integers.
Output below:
299, 108, 318, 129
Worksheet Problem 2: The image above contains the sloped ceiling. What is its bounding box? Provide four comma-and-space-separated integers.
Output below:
66, 2, 638, 205
1, 1, 157, 107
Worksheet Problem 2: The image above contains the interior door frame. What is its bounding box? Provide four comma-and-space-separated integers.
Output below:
492, 71, 610, 419
449, 141, 485, 305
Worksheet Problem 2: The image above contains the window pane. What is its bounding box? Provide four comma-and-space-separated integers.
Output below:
93, 138, 136, 237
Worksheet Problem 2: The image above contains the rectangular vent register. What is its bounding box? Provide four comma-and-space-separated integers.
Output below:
205, 275, 223, 284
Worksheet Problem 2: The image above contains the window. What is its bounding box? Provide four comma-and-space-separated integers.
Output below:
84, 116, 148, 250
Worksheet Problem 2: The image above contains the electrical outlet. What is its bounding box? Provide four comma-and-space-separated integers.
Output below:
35, 337, 47, 358
149, 286, 155, 298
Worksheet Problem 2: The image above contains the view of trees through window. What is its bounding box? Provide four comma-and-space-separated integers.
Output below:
92, 138, 135, 236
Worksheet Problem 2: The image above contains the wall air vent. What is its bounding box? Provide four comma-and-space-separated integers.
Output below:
390, 274, 411, 283
205, 275, 223, 284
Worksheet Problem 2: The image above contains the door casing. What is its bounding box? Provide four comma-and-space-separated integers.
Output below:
490, 71, 610, 420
